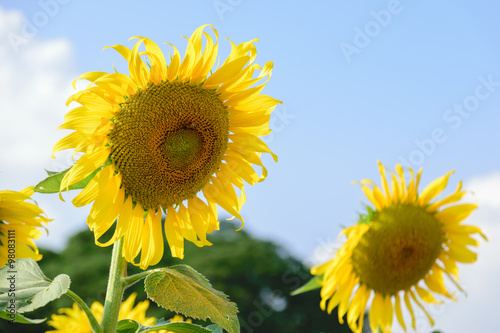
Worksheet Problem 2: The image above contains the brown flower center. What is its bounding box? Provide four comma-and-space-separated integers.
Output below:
109, 81, 228, 209
351, 204, 444, 294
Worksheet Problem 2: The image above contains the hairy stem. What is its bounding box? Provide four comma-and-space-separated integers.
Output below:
101, 237, 126, 332
66, 289, 102, 333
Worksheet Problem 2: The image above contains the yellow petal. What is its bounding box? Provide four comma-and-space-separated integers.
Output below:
52, 131, 86, 157
347, 285, 370, 333
197, 30, 219, 79
359, 183, 383, 210
72, 166, 112, 207
415, 285, 442, 304
383, 295, 393, 332
131, 36, 167, 82
394, 293, 407, 332
427, 181, 465, 211
60, 148, 109, 192
88, 175, 124, 242
165, 207, 185, 259
447, 245, 478, 263
435, 203, 477, 225
186, 197, 211, 245
369, 293, 384, 333
165, 43, 181, 82
203, 182, 244, 227
410, 289, 435, 326
140, 209, 164, 269
377, 161, 392, 201
204, 56, 251, 88
419, 171, 454, 205
99, 196, 134, 248
424, 266, 455, 300
72, 71, 107, 89
395, 164, 406, 198
403, 292, 416, 330
128, 39, 149, 88
337, 275, 358, 323
230, 132, 277, 162
123, 203, 144, 264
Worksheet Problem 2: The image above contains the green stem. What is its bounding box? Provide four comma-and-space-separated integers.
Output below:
66, 289, 102, 333
122, 270, 155, 288
101, 237, 127, 333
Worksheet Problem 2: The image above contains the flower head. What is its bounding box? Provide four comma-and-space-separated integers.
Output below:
54, 25, 280, 269
46, 293, 164, 332
311, 161, 486, 333
0, 187, 50, 266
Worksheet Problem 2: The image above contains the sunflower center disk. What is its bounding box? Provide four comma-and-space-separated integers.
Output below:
109, 82, 228, 210
164, 129, 203, 169
351, 205, 444, 295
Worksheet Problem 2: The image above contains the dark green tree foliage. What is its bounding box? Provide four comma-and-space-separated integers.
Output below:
1, 221, 350, 333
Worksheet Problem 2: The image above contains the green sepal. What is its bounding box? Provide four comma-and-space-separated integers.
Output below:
144, 265, 239, 333
116, 319, 214, 333
290, 275, 323, 296
0, 310, 46, 324
116, 319, 141, 333
358, 204, 375, 225
34, 166, 100, 194
0, 259, 71, 313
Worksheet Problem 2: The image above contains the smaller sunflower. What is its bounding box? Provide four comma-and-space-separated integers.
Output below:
311, 161, 486, 333
46, 292, 173, 332
0, 187, 51, 266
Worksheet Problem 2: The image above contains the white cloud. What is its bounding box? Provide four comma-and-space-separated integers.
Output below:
0, 7, 75, 179
0, 6, 88, 250
435, 173, 500, 332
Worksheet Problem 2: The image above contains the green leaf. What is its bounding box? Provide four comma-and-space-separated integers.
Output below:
140, 322, 212, 333
290, 275, 323, 296
0, 258, 71, 313
144, 265, 239, 333
0, 310, 46, 324
45, 169, 60, 176
34, 166, 100, 194
116, 319, 141, 333
206, 324, 224, 333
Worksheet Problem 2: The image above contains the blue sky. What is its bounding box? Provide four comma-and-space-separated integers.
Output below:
1, 1, 500, 331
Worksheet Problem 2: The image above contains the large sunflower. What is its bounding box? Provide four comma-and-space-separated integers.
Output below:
0, 187, 50, 266
46, 292, 182, 332
53, 25, 280, 269
311, 161, 486, 333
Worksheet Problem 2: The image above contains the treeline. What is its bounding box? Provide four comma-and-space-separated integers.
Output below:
2, 221, 351, 333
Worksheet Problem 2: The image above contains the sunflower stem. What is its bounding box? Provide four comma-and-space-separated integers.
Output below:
101, 237, 126, 333
66, 289, 102, 333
